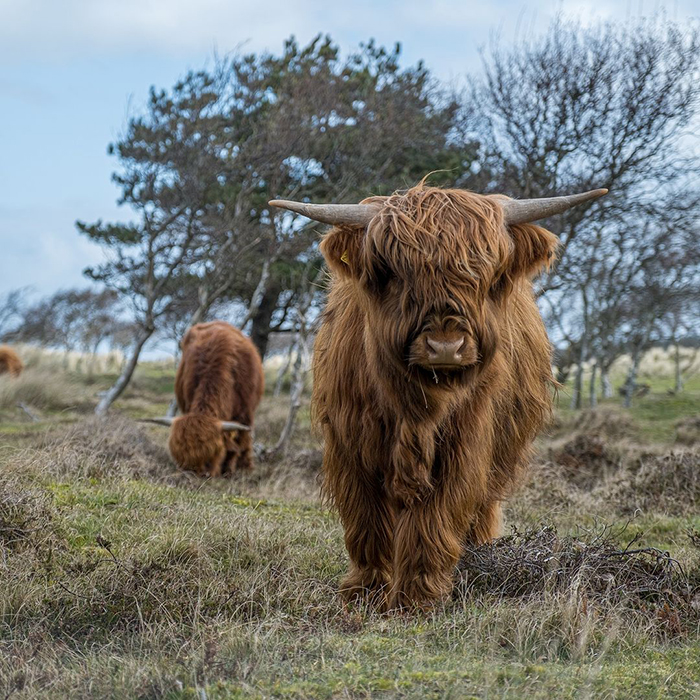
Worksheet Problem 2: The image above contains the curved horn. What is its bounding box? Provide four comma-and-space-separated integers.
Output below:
220, 421, 251, 432
269, 199, 382, 227
139, 417, 175, 427
502, 189, 608, 225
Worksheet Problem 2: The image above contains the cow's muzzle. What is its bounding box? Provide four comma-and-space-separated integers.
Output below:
410, 332, 479, 370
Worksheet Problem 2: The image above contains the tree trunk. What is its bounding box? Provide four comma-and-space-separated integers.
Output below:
271, 333, 309, 456
674, 342, 684, 394
95, 328, 153, 415
248, 283, 280, 359
600, 367, 613, 399
589, 361, 598, 408
623, 349, 642, 409
240, 259, 273, 329
273, 337, 297, 397
570, 289, 589, 410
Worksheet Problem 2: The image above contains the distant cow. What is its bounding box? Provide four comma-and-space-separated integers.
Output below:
271, 183, 607, 610
0, 346, 23, 377
144, 322, 264, 476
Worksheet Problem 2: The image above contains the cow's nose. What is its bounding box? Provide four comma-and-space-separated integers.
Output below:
426, 337, 465, 365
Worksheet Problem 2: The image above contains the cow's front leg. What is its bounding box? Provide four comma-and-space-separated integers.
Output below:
469, 499, 503, 545
389, 499, 463, 610
389, 421, 435, 508
339, 488, 395, 608
326, 452, 395, 608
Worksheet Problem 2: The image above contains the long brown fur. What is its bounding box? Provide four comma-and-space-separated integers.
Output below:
0, 346, 23, 377
169, 321, 264, 476
312, 184, 558, 610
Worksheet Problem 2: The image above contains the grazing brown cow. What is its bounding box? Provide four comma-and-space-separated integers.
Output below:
144, 322, 264, 476
271, 183, 607, 610
0, 346, 23, 377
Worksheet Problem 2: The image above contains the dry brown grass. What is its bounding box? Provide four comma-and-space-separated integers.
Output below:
603, 450, 700, 516
548, 405, 640, 443
0, 471, 56, 555
0, 368, 93, 419
675, 415, 700, 446
20, 415, 176, 481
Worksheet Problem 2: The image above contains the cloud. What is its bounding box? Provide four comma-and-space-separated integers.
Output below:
4, 0, 695, 64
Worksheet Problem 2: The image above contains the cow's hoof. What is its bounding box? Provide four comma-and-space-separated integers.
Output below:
340, 569, 391, 610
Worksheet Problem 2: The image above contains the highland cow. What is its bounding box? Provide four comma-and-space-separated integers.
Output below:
270, 183, 607, 610
144, 321, 264, 476
0, 346, 23, 377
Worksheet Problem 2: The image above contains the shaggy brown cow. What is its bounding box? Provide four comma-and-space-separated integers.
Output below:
144, 322, 264, 476
0, 346, 23, 377
271, 183, 607, 610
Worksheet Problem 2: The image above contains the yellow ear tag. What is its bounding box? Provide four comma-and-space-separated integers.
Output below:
340, 250, 350, 265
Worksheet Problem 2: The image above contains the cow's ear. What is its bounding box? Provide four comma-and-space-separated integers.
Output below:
491, 223, 559, 299
319, 225, 365, 279
506, 223, 559, 278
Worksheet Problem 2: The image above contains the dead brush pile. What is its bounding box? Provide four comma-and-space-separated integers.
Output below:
458, 526, 700, 637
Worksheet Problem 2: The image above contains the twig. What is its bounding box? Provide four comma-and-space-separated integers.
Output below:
16, 403, 39, 422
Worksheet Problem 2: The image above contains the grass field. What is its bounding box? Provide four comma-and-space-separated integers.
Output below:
1, 349, 700, 698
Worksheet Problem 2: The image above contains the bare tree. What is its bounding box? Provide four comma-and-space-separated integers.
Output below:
471, 17, 700, 408
0, 289, 27, 340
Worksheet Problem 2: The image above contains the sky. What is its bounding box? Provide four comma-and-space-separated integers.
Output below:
1, 0, 699, 303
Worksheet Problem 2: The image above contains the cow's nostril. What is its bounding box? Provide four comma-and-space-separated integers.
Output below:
426, 337, 465, 362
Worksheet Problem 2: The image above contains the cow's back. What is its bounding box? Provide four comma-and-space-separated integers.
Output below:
175, 322, 264, 423
0, 346, 23, 377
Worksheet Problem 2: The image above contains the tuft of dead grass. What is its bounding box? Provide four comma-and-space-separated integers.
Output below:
604, 450, 700, 516
7, 415, 323, 502
12, 415, 176, 482
0, 368, 92, 417
549, 434, 621, 489
675, 415, 700, 446
550, 406, 639, 443
0, 472, 55, 554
